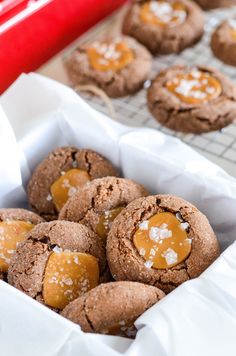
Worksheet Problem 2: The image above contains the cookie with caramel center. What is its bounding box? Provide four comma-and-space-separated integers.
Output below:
107, 194, 220, 293
8, 221, 106, 310
27, 146, 118, 221
147, 65, 236, 133
59, 177, 148, 241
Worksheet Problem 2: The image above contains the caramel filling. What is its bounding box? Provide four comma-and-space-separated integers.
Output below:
133, 212, 192, 269
50, 169, 90, 211
102, 320, 137, 338
43, 251, 99, 309
0, 221, 34, 272
96, 207, 123, 240
87, 40, 134, 72
165, 69, 222, 105
140, 0, 187, 27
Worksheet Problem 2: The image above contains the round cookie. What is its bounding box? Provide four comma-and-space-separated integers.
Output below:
122, 0, 204, 55
61, 281, 165, 337
194, 0, 236, 9
147, 65, 236, 133
64, 35, 152, 97
27, 146, 118, 221
8, 221, 106, 310
0, 208, 44, 276
59, 177, 148, 241
107, 195, 220, 293
211, 19, 236, 66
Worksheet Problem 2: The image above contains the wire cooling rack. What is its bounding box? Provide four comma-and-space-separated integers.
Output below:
63, 5, 236, 175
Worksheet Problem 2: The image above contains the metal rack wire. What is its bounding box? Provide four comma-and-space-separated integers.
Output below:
70, 6, 236, 174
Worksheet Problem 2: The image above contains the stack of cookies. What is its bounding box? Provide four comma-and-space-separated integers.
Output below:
0, 146, 220, 338
65, 0, 236, 134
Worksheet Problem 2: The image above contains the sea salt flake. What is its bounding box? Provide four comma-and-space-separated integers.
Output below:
186, 238, 192, 244
150, 248, 156, 256
149, 227, 160, 242
74, 255, 79, 264
68, 186, 77, 197
139, 220, 149, 230
144, 260, 153, 269
159, 228, 172, 239
162, 248, 178, 265
139, 248, 146, 256
180, 222, 189, 231
53, 246, 63, 254
160, 223, 168, 229
46, 194, 52, 201
176, 212, 183, 221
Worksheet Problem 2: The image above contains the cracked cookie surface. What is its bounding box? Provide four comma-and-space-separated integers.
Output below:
106, 195, 220, 293
64, 35, 152, 97
59, 177, 148, 240
27, 146, 118, 221
8, 221, 106, 309
147, 65, 236, 133
122, 0, 204, 55
61, 281, 165, 337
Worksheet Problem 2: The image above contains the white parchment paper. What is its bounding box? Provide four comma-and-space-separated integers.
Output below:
0, 73, 236, 356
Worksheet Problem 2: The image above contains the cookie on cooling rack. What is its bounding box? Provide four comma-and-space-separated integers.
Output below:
8, 221, 106, 310
107, 195, 220, 293
147, 65, 236, 133
61, 281, 165, 338
27, 146, 118, 220
211, 19, 236, 66
64, 35, 152, 97
194, 0, 236, 9
122, 0, 205, 55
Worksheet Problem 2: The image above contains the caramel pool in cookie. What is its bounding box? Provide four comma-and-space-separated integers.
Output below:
43, 251, 99, 309
0, 221, 34, 272
50, 169, 90, 211
140, 1, 187, 27
96, 207, 124, 240
133, 212, 191, 269
87, 40, 134, 72
165, 69, 222, 105
0, 208, 44, 274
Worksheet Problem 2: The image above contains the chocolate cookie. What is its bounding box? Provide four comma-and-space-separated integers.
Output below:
107, 195, 220, 293
27, 147, 118, 221
122, 0, 204, 55
65, 35, 152, 97
61, 281, 165, 337
194, 0, 236, 9
0, 208, 44, 276
59, 177, 148, 241
147, 65, 236, 133
211, 19, 236, 66
8, 221, 106, 310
